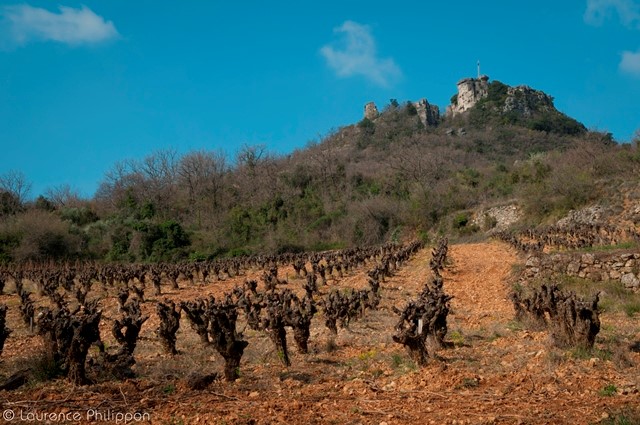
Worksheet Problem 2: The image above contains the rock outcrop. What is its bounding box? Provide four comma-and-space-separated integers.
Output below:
364, 102, 379, 120
556, 206, 605, 228
444, 75, 586, 135
413, 98, 440, 127
361, 75, 584, 136
471, 204, 523, 232
446, 75, 489, 117
362, 99, 440, 127
503, 85, 554, 117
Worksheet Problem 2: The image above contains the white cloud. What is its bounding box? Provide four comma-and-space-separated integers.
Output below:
320, 20, 401, 87
584, 0, 640, 28
584, 1, 640, 75
1, 4, 119, 46
620, 49, 640, 75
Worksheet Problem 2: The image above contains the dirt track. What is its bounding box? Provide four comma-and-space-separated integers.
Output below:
1, 241, 638, 424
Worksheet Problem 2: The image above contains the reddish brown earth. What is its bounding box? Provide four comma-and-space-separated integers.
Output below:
1, 241, 639, 424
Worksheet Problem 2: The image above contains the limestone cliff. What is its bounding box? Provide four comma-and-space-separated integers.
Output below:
502, 85, 554, 117
360, 75, 585, 136
364, 102, 379, 120
413, 98, 440, 127
445, 76, 586, 135
362, 98, 439, 127
446, 75, 489, 117
445, 76, 555, 119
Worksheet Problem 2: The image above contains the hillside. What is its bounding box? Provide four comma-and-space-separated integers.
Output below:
0, 76, 638, 263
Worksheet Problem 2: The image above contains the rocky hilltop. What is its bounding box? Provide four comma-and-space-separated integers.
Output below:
363, 75, 585, 135
445, 75, 564, 122
446, 75, 490, 116
502, 85, 555, 117
364, 98, 440, 127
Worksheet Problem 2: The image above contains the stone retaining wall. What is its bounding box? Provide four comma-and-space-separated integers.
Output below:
523, 251, 640, 292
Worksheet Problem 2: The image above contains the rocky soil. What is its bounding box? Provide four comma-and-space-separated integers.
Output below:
1, 241, 638, 424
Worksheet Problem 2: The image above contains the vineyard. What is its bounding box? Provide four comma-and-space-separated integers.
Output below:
0, 235, 639, 424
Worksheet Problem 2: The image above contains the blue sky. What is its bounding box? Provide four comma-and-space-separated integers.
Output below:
1, 0, 639, 198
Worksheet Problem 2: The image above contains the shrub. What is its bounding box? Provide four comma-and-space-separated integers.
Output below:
11, 210, 83, 261
485, 80, 509, 103
405, 101, 418, 116
0, 190, 22, 216
483, 214, 498, 230
528, 112, 586, 136
357, 117, 375, 133
453, 212, 469, 229
0, 230, 20, 263
60, 207, 99, 226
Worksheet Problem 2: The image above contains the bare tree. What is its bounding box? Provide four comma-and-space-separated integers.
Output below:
177, 150, 227, 214
94, 160, 141, 209
233, 144, 283, 207
389, 137, 451, 198
235, 144, 267, 172
140, 149, 178, 188
95, 150, 179, 215
45, 184, 82, 208
305, 139, 345, 195
0, 170, 30, 216
136, 149, 179, 213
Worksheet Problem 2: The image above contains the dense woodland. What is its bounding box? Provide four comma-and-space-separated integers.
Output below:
1, 92, 639, 264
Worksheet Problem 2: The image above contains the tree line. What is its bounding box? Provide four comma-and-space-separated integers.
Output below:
1, 103, 639, 263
